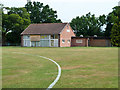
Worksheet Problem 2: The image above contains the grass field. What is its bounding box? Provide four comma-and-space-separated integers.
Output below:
2, 47, 118, 88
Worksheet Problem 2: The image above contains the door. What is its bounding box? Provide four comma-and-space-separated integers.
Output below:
51, 40, 58, 47
51, 40, 54, 47
31, 41, 40, 47
31, 41, 35, 47
88, 39, 90, 46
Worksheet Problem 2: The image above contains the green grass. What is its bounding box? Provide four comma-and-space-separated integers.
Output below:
2, 47, 118, 88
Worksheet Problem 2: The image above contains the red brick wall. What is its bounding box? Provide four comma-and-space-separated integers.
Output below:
60, 24, 75, 47
71, 38, 88, 47
89, 39, 111, 47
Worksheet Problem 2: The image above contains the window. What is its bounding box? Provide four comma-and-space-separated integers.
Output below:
23, 35, 30, 39
51, 35, 54, 39
76, 40, 83, 43
31, 41, 40, 47
62, 39, 65, 43
31, 41, 35, 47
51, 40, 58, 47
51, 40, 54, 47
40, 35, 49, 39
51, 35, 58, 39
40, 40, 49, 47
67, 29, 70, 32
68, 40, 70, 43
54, 35, 58, 39
23, 37, 30, 47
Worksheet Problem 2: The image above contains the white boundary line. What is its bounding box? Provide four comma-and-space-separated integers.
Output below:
12, 52, 61, 90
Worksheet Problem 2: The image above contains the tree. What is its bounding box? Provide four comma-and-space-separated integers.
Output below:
111, 23, 120, 46
109, 6, 120, 47
8, 7, 31, 27
2, 7, 31, 45
25, 1, 62, 23
2, 14, 23, 44
105, 6, 120, 37
105, 23, 113, 37
0, 4, 3, 46
70, 12, 106, 36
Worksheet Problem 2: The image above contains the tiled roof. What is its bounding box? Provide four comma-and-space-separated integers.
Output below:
72, 36, 111, 39
21, 23, 68, 35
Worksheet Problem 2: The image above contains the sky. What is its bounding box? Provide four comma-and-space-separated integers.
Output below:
0, 0, 119, 22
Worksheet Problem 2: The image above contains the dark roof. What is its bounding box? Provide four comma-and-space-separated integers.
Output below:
21, 23, 68, 35
72, 36, 111, 39
72, 36, 88, 39
89, 36, 111, 39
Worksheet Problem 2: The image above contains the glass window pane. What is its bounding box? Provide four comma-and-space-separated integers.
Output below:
23, 35, 30, 39
40, 40, 49, 47
24, 40, 30, 47
54, 39, 58, 47
68, 40, 70, 43
31, 41, 35, 47
67, 30, 70, 32
54, 35, 58, 39
51, 40, 54, 47
62, 39, 65, 43
51, 35, 54, 39
76, 40, 83, 43
36, 41, 40, 47
40, 35, 49, 39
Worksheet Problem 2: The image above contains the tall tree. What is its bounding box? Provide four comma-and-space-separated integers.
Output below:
2, 13, 23, 44
2, 7, 31, 45
109, 6, 120, 46
105, 6, 120, 37
0, 4, 3, 46
111, 23, 120, 46
70, 12, 106, 36
25, 1, 62, 23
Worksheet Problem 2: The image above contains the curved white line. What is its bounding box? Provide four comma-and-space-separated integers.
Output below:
12, 52, 61, 90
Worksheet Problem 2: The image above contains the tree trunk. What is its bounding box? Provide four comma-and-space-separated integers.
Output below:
2, 32, 6, 46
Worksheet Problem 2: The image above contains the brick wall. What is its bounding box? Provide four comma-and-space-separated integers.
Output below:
89, 39, 111, 47
71, 37, 112, 47
71, 38, 88, 47
60, 24, 75, 47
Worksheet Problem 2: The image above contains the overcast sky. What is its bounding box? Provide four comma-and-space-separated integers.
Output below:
0, 0, 119, 22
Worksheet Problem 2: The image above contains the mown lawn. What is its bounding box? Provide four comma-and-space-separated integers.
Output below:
2, 47, 118, 88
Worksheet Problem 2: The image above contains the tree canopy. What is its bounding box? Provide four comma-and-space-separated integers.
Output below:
2, 7, 31, 45
105, 6, 120, 37
25, 1, 62, 23
70, 12, 106, 36
0, 4, 3, 46
108, 6, 120, 46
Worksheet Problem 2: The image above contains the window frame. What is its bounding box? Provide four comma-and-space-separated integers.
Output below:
76, 39, 83, 43
62, 39, 65, 43
67, 40, 70, 43
67, 29, 70, 32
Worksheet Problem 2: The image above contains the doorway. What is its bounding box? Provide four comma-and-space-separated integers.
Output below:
31, 41, 40, 47
51, 40, 54, 47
